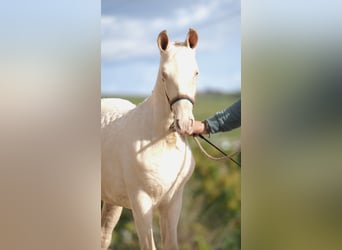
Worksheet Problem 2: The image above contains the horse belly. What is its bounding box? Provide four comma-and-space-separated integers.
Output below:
101, 154, 131, 207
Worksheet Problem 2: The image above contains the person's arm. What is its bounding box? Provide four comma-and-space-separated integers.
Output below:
206, 99, 241, 133
192, 99, 241, 135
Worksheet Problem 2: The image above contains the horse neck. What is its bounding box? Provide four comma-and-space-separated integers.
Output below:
149, 74, 174, 134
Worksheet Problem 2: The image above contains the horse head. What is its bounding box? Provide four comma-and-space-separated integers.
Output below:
157, 28, 199, 135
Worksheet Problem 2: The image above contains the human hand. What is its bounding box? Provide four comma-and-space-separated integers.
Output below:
191, 120, 208, 135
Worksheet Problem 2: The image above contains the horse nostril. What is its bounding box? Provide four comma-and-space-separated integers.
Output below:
175, 119, 181, 130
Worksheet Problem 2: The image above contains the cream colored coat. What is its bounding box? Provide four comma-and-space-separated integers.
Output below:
101, 29, 199, 250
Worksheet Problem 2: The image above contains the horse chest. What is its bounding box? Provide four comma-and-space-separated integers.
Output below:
133, 139, 194, 201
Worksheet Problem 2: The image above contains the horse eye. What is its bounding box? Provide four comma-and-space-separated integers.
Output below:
195, 71, 199, 76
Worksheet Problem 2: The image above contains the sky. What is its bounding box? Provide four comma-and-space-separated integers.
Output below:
101, 0, 241, 96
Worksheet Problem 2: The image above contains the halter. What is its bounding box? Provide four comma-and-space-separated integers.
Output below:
165, 91, 195, 111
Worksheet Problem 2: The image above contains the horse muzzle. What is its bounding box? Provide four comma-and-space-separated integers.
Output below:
166, 93, 195, 135
174, 118, 194, 135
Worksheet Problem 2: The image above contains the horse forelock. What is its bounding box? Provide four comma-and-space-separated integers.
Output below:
173, 41, 186, 47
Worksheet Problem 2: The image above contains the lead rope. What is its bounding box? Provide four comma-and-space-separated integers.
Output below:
192, 135, 241, 167
169, 123, 241, 167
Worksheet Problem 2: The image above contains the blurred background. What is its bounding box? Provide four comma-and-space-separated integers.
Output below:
101, 0, 241, 249
2, 1, 341, 250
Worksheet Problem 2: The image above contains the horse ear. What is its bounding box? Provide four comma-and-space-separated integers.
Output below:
157, 30, 169, 52
185, 28, 198, 49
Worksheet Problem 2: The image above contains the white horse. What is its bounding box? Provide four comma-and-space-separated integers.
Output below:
101, 28, 199, 250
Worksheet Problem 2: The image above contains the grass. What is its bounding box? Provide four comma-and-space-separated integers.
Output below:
103, 91, 241, 155
104, 92, 240, 131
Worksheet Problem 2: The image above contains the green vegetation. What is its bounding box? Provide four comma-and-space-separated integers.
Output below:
104, 92, 241, 250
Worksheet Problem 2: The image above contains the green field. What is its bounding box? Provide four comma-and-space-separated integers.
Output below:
102, 92, 241, 250
110, 92, 241, 142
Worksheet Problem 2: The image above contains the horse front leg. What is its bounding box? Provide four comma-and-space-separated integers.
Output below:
101, 202, 123, 250
130, 191, 156, 250
158, 189, 184, 250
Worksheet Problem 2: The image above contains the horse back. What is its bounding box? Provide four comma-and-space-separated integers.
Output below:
101, 98, 136, 127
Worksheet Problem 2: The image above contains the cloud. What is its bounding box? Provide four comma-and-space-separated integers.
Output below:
173, 4, 211, 27
101, 16, 156, 62
101, 0, 240, 63
101, 0, 241, 95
